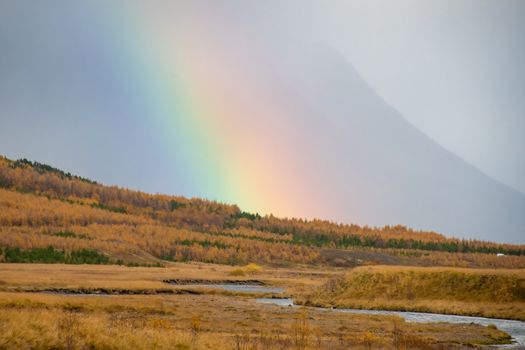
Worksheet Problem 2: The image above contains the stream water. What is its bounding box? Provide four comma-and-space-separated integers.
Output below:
256, 298, 525, 347
180, 284, 284, 293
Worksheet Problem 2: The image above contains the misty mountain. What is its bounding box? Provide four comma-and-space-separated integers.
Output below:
267, 45, 525, 244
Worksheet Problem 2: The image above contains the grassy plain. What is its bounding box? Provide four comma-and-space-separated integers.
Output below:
0, 262, 329, 293
298, 265, 525, 321
0, 263, 518, 349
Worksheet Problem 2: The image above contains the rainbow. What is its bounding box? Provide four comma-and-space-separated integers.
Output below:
80, 3, 315, 218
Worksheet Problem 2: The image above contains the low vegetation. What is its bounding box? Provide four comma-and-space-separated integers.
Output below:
1, 246, 111, 264
2, 297, 508, 350
229, 263, 264, 276
298, 266, 525, 321
0, 263, 513, 350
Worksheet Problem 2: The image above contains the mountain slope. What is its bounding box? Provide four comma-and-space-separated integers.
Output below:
266, 45, 525, 244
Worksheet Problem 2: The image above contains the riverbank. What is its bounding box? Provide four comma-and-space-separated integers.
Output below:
0, 263, 519, 349
297, 265, 525, 321
0, 291, 513, 349
259, 298, 525, 348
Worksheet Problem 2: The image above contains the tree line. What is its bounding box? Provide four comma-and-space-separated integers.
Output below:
1, 155, 524, 269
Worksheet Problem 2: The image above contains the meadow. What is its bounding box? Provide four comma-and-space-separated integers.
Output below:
0, 263, 514, 350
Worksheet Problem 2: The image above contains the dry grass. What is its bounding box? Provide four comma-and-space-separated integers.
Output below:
0, 263, 516, 349
0, 264, 508, 350
0, 262, 331, 292
299, 265, 525, 321
0, 292, 511, 350
0, 308, 219, 350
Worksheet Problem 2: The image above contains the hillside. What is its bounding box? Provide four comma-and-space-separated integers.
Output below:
1, 155, 524, 268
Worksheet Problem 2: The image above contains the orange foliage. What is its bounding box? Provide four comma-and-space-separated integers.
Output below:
1, 155, 524, 268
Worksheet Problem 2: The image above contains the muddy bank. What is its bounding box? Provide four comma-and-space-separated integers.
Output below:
26, 287, 202, 295
163, 279, 266, 285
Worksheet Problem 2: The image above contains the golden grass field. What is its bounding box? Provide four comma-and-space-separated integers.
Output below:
298, 265, 525, 321
0, 262, 520, 349
0, 262, 330, 294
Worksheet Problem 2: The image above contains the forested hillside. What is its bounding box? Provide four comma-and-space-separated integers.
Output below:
1, 155, 524, 268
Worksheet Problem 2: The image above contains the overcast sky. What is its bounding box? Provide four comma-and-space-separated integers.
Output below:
2, 0, 523, 192
218, 0, 525, 194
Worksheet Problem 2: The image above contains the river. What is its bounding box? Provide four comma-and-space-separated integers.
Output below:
36, 284, 525, 347
256, 298, 525, 348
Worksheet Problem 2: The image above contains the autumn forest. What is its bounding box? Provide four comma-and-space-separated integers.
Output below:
1, 155, 524, 269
